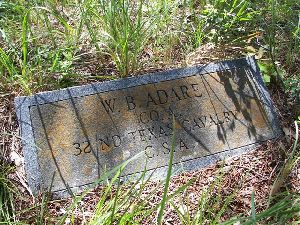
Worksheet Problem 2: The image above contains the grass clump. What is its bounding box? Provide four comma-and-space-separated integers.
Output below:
95, 0, 156, 77
0, 1, 85, 93
188, 0, 258, 47
171, 170, 237, 225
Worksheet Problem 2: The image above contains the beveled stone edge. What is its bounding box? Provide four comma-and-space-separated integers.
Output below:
245, 56, 282, 138
14, 56, 283, 195
15, 97, 42, 193
16, 57, 252, 105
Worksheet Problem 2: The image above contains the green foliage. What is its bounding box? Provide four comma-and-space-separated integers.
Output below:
259, 0, 300, 87
222, 193, 300, 224
83, 0, 156, 77
269, 122, 299, 198
0, 160, 16, 224
187, 0, 257, 47
258, 60, 286, 85
222, 121, 300, 224
1, 0, 298, 90
147, 0, 183, 61
0, 1, 85, 93
285, 77, 300, 100
171, 168, 237, 225
157, 116, 176, 224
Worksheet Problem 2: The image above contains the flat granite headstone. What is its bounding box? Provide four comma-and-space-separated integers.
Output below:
15, 57, 281, 195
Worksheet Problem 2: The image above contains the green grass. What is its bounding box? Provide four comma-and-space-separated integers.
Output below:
270, 121, 299, 199
92, 0, 156, 77
188, 0, 257, 47
222, 122, 300, 224
1, 0, 300, 224
0, 159, 16, 224
1, 0, 299, 89
171, 168, 238, 225
221, 193, 300, 224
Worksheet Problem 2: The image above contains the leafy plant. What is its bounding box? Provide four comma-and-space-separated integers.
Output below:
258, 60, 286, 85
187, 0, 257, 47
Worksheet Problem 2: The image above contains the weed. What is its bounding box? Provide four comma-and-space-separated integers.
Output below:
0, 1, 84, 93
85, 0, 156, 77
186, 0, 258, 47
0, 159, 16, 224
270, 121, 299, 198
157, 116, 176, 224
222, 193, 300, 224
171, 168, 237, 225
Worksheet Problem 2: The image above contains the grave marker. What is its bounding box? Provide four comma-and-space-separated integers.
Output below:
15, 57, 282, 195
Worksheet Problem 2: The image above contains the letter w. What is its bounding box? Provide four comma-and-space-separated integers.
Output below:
101, 98, 116, 113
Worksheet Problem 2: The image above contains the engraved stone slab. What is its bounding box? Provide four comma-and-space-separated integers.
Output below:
15, 57, 281, 194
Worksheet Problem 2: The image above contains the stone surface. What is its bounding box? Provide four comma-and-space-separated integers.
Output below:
15, 57, 282, 194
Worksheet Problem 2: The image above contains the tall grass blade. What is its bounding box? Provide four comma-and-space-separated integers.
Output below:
0, 47, 16, 79
157, 116, 176, 224
270, 121, 299, 198
21, 10, 29, 78
250, 191, 257, 223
